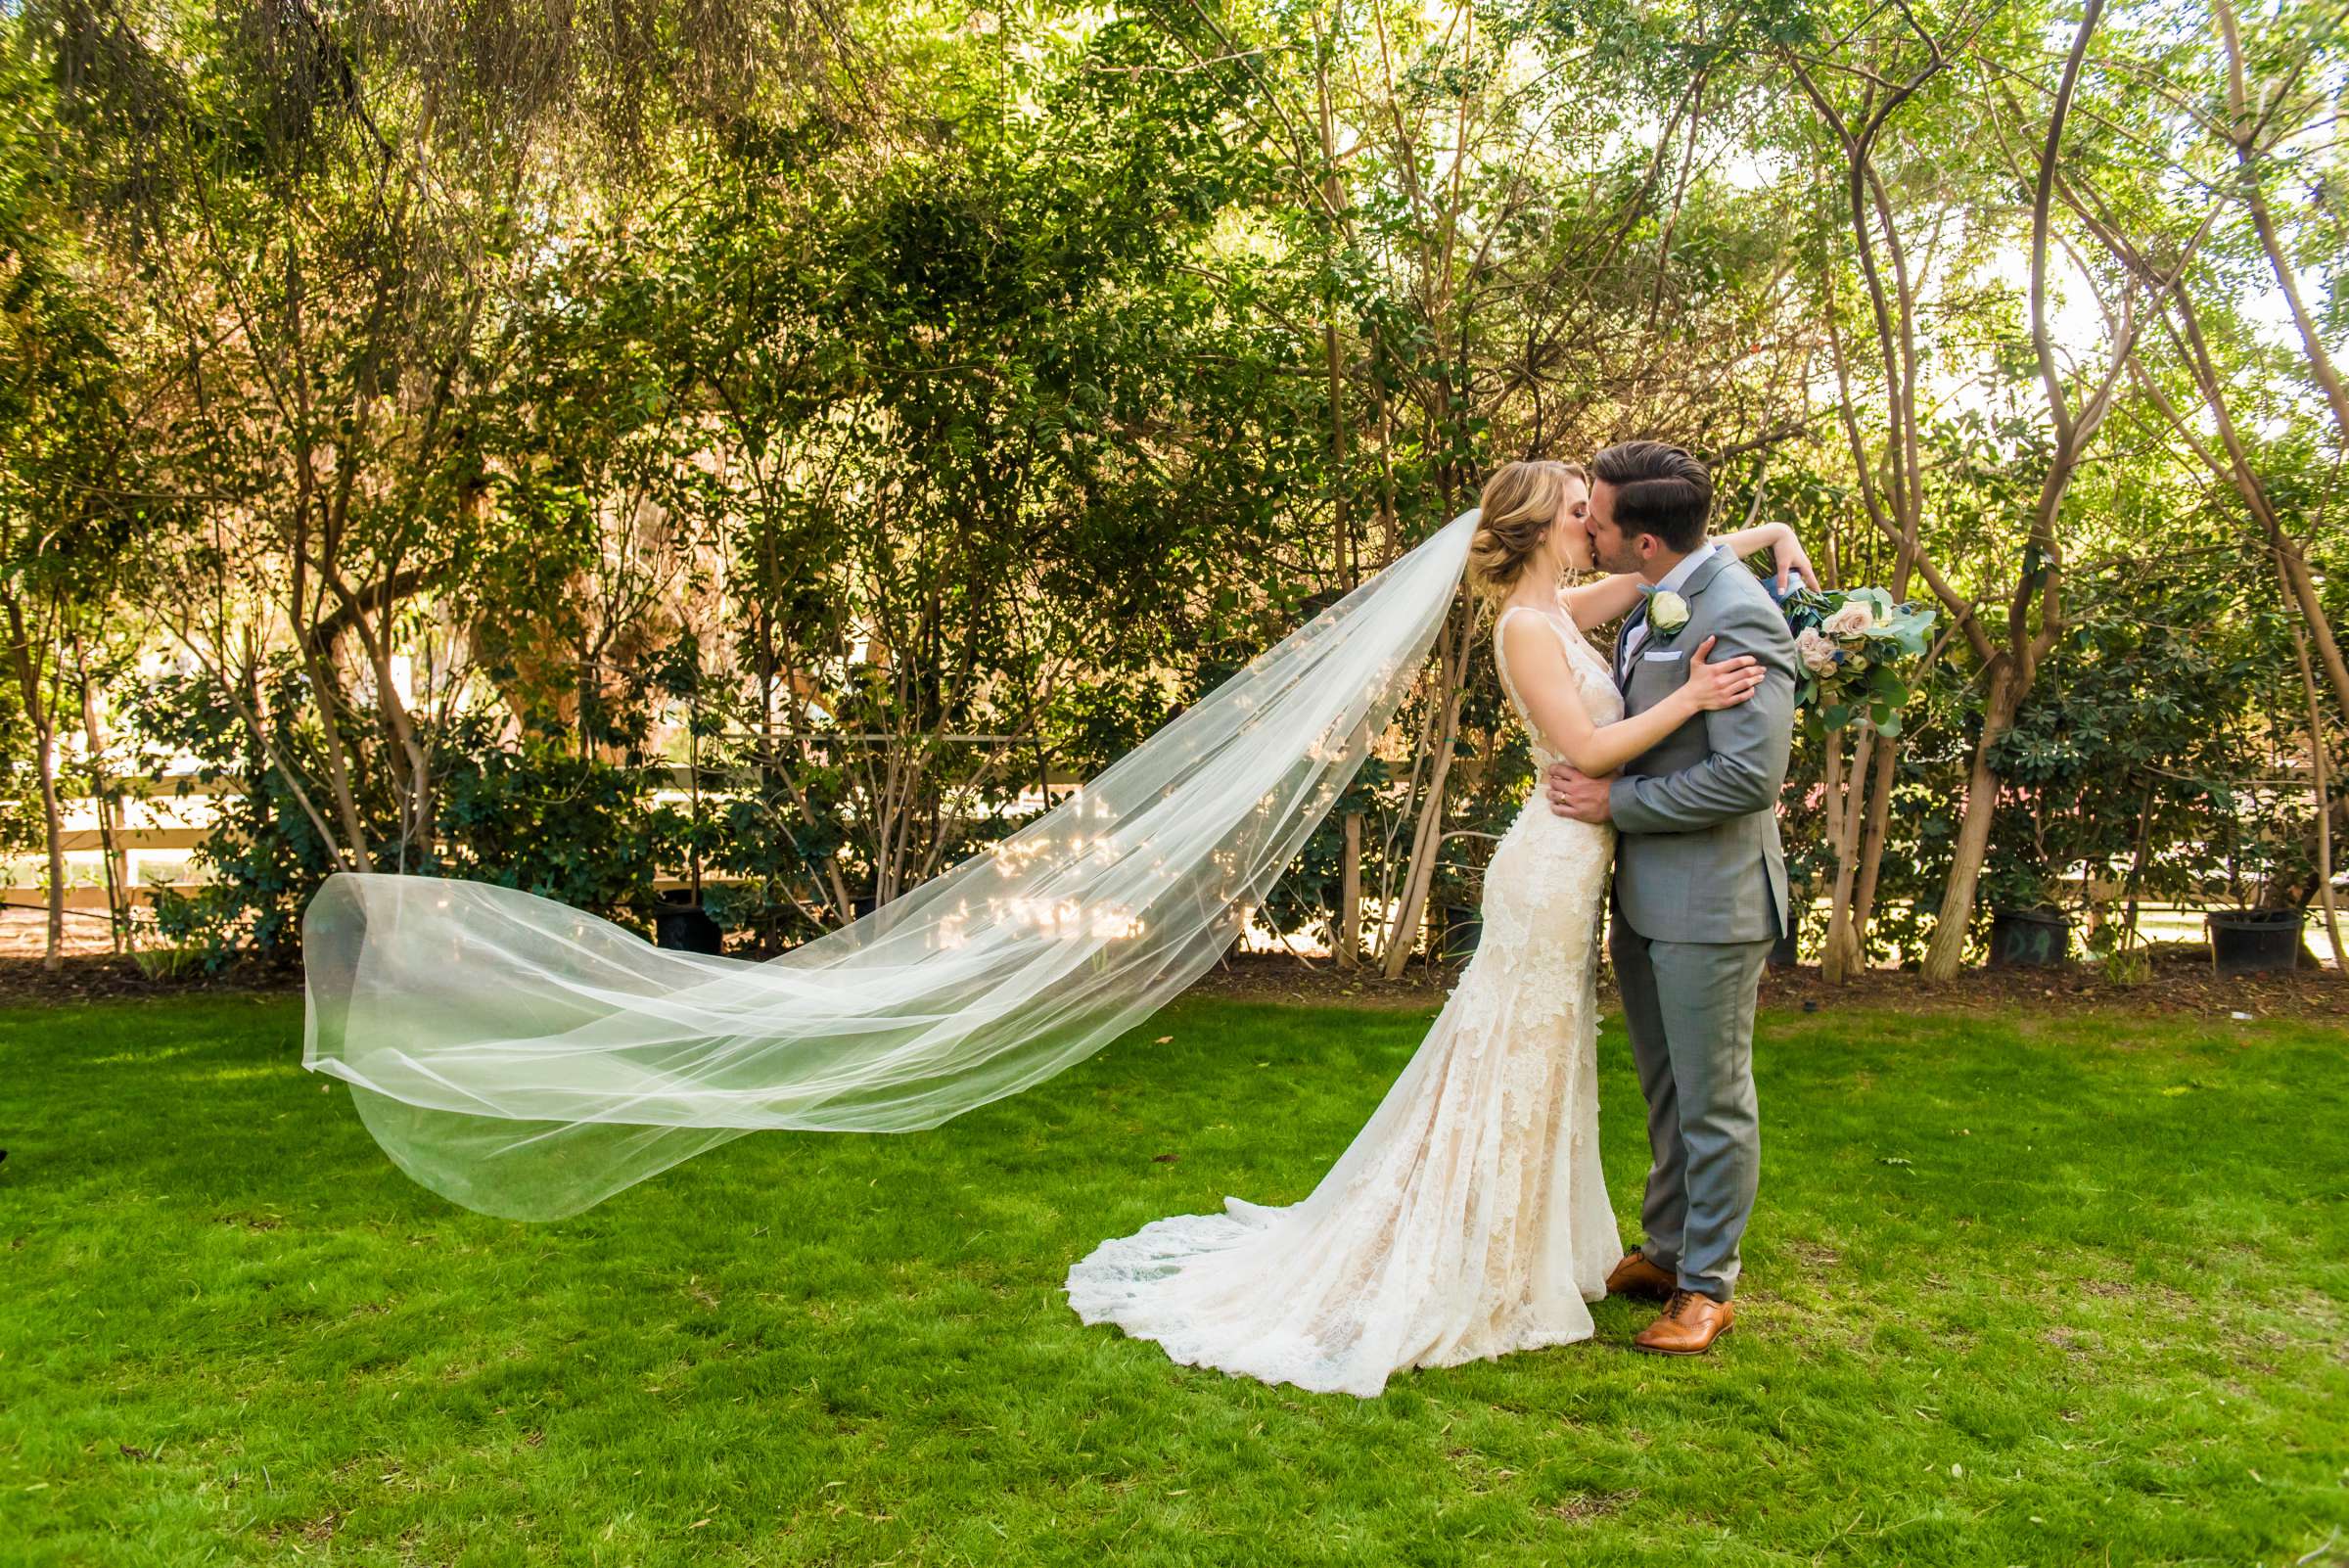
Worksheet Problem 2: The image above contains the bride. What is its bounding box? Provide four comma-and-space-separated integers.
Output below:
1062, 459, 1805, 1396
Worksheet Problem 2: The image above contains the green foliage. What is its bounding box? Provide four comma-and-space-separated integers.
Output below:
433, 741, 686, 930
126, 667, 693, 964
1986, 558, 2283, 913
128, 661, 362, 971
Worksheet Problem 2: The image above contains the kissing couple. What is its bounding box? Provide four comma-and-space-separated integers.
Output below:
1067, 440, 1812, 1395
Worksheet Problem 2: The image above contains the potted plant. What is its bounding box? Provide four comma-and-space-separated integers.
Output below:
653, 885, 723, 953
652, 639, 724, 955
2207, 906, 2305, 975
1771, 847, 1825, 971
2205, 782, 2305, 975
1418, 830, 1494, 967
1988, 902, 2072, 969
1982, 859, 2073, 969
1429, 831, 1498, 963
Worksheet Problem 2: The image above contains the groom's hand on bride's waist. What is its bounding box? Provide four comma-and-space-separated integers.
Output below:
1546, 763, 1613, 824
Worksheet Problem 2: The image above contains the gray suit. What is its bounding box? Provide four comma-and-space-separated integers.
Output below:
1606, 545, 1796, 1302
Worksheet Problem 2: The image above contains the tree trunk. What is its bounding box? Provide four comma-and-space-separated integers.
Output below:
2279, 558, 2346, 971
2142, 292, 2349, 728
1849, 737, 1900, 959
1382, 610, 1471, 979
1814, 728, 1846, 967
1337, 810, 1362, 970
289, 547, 374, 873
2275, 541, 2349, 734
1921, 665, 2022, 981
32, 719, 66, 972
1317, 53, 1354, 587
2, 596, 66, 969
75, 642, 130, 951
1821, 729, 1876, 983
1916, 9, 2111, 983
2121, 783, 2155, 938
2217, 0, 2349, 444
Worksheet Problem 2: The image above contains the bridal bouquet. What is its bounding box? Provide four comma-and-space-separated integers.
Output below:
1770, 583, 1937, 737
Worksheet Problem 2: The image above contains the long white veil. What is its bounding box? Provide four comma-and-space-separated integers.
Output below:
302, 511, 1479, 1219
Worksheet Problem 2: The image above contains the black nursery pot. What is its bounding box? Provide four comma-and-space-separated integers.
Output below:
1767, 928, 1800, 969
1439, 904, 1482, 962
2206, 908, 2303, 976
654, 890, 724, 954
1987, 906, 2072, 969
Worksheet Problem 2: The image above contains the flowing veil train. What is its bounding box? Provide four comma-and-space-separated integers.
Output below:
303, 511, 1480, 1219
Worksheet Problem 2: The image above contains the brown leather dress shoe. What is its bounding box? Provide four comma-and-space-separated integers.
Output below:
1604, 1250, 1678, 1300
1634, 1290, 1735, 1356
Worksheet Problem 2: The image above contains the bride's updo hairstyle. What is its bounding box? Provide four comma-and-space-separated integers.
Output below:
1466, 459, 1586, 602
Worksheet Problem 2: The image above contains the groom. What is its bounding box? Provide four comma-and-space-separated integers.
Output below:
1545, 440, 1797, 1357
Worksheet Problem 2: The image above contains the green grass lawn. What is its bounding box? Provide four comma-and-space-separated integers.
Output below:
3, 991, 2345, 1566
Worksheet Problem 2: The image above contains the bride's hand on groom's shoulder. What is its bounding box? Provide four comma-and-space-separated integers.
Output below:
1681, 636, 1767, 713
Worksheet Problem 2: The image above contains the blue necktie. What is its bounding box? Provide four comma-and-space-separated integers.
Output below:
1620, 590, 1651, 680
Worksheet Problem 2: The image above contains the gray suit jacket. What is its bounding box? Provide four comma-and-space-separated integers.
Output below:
1608, 547, 1797, 945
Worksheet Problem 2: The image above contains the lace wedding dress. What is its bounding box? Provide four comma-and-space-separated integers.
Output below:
1063, 605, 1624, 1396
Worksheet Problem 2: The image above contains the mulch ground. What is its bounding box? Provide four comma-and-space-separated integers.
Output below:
2, 944, 2336, 1021
0, 951, 300, 1006
1187, 948, 2347, 1022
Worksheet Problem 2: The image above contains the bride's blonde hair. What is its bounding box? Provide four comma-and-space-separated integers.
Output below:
1466, 460, 1588, 603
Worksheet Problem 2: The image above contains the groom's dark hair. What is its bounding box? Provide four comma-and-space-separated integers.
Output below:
1592, 440, 1713, 553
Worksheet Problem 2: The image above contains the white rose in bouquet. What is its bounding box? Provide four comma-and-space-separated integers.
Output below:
1822, 602, 1877, 638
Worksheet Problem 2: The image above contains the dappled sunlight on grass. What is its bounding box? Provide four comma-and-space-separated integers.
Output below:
2, 993, 2344, 1565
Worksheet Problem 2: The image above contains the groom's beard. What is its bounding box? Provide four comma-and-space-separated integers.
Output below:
1596, 541, 1644, 576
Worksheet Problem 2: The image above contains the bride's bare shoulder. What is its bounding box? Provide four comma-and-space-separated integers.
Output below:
1496, 605, 1573, 669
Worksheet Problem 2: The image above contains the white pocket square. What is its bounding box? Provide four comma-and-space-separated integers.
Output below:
1641, 650, 1684, 663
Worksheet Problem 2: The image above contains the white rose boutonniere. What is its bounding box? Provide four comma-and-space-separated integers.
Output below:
1647, 589, 1690, 641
